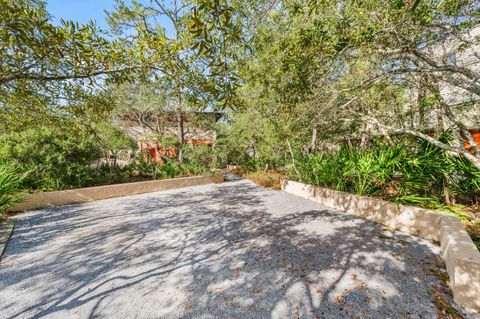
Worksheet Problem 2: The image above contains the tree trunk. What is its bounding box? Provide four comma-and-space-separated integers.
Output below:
416, 73, 426, 127
286, 138, 300, 177
176, 105, 185, 164
310, 128, 318, 153
173, 0, 185, 164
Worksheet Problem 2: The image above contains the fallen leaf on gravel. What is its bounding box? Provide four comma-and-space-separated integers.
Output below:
355, 284, 365, 292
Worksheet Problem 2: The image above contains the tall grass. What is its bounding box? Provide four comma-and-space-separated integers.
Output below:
0, 162, 28, 219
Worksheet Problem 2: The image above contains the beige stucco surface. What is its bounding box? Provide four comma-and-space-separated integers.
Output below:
9, 175, 224, 212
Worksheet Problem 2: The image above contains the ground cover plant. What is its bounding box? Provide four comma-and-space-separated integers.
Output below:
292, 141, 480, 205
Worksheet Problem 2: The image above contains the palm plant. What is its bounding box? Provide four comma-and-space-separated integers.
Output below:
291, 139, 480, 207
0, 162, 28, 219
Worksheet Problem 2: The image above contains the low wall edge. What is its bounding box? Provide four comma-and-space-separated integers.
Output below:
281, 179, 480, 312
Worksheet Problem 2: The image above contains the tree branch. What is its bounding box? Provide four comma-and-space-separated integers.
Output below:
0, 66, 140, 85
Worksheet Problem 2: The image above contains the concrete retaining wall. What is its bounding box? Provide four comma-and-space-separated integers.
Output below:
10, 174, 224, 212
281, 179, 480, 312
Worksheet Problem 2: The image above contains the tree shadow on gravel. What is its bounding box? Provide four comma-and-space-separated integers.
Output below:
0, 180, 456, 319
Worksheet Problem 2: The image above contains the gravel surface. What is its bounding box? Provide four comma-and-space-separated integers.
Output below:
0, 179, 469, 318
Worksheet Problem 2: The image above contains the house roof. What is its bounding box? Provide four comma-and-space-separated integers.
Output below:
121, 111, 223, 123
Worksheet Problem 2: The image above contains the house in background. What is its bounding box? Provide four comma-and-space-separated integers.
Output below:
437, 27, 480, 149
423, 26, 480, 150
354, 26, 480, 150
120, 111, 222, 162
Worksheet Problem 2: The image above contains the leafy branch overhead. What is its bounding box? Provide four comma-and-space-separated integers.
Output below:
0, 1, 147, 84
0, 0, 158, 131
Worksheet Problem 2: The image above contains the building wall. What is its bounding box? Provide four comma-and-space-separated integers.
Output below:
434, 27, 480, 108
120, 112, 220, 162
464, 130, 480, 151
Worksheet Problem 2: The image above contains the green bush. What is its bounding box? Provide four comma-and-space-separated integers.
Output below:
183, 145, 215, 175
0, 122, 139, 191
291, 140, 480, 207
449, 155, 480, 201
0, 128, 102, 191
0, 162, 28, 218
128, 145, 218, 179
161, 160, 182, 178
92, 163, 133, 185
129, 155, 183, 180
0, 126, 219, 192
294, 145, 404, 195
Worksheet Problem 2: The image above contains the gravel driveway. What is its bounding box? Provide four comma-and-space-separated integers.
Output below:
0, 179, 466, 318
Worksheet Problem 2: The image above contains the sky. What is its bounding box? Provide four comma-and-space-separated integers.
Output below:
46, 0, 174, 37
46, 0, 116, 33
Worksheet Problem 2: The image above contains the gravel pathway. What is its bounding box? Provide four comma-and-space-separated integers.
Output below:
0, 179, 467, 318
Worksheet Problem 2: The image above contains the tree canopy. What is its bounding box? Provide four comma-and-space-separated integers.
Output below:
0, 0, 143, 131
1, 0, 480, 168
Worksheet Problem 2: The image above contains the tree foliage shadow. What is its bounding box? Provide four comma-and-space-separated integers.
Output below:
0, 180, 456, 318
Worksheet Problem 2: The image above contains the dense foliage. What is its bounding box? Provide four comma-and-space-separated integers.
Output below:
289, 140, 480, 247
0, 126, 214, 192
0, 162, 27, 219
0, 0, 139, 131
0, 127, 104, 190
292, 140, 480, 207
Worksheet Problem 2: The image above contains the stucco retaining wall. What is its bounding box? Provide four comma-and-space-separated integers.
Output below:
281, 179, 480, 312
9, 174, 224, 212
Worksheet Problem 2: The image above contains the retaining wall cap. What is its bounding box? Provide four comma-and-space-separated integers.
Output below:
9, 174, 224, 212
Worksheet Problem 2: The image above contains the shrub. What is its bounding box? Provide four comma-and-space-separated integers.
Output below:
0, 128, 102, 191
293, 145, 404, 195
0, 123, 139, 191
160, 160, 182, 179
0, 162, 27, 219
449, 155, 480, 202
291, 140, 480, 206
91, 163, 133, 185
128, 155, 184, 180
183, 145, 215, 175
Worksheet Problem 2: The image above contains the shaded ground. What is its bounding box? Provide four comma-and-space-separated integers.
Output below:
0, 179, 467, 318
